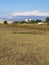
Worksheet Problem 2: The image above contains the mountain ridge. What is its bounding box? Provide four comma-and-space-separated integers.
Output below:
0, 16, 47, 21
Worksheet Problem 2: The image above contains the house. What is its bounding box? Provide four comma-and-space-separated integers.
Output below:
25, 19, 32, 22
0, 20, 4, 24
38, 22, 45, 25
7, 20, 14, 24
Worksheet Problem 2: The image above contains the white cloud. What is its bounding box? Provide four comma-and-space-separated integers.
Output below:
12, 10, 49, 17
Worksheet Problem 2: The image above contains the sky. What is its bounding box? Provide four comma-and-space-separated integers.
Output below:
0, 0, 49, 18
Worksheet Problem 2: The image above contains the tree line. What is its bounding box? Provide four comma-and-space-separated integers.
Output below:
4, 17, 49, 24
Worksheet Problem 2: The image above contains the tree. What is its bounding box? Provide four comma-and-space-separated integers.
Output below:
4, 21, 7, 24
31, 20, 36, 24
46, 17, 49, 23
21, 21, 25, 23
35, 19, 42, 23
13, 21, 18, 24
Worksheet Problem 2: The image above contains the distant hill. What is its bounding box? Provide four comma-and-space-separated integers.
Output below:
0, 16, 47, 21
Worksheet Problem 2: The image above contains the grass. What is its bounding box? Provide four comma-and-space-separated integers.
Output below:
0, 24, 49, 65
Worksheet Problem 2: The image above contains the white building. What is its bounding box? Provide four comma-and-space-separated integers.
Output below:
7, 20, 14, 24
25, 19, 32, 22
38, 22, 45, 25
0, 20, 4, 24
0, 20, 14, 24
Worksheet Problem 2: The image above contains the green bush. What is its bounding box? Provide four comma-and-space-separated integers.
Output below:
4, 21, 7, 24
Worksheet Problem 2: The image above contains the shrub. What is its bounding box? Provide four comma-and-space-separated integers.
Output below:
4, 21, 7, 24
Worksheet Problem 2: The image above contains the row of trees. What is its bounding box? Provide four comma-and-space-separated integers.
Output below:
4, 17, 49, 24
13, 17, 49, 24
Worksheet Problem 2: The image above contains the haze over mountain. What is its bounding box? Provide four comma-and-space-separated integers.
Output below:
0, 16, 46, 21
12, 16, 46, 21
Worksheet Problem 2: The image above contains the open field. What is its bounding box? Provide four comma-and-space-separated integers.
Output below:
0, 24, 49, 65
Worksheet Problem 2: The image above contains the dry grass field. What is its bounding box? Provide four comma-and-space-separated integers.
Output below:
0, 24, 49, 65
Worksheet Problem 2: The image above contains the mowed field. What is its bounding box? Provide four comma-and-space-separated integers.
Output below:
0, 24, 49, 65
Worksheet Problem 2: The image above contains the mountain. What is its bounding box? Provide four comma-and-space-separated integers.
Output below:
11, 16, 46, 21
0, 16, 47, 21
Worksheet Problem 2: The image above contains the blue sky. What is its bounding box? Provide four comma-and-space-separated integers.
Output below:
0, 0, 49, 17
